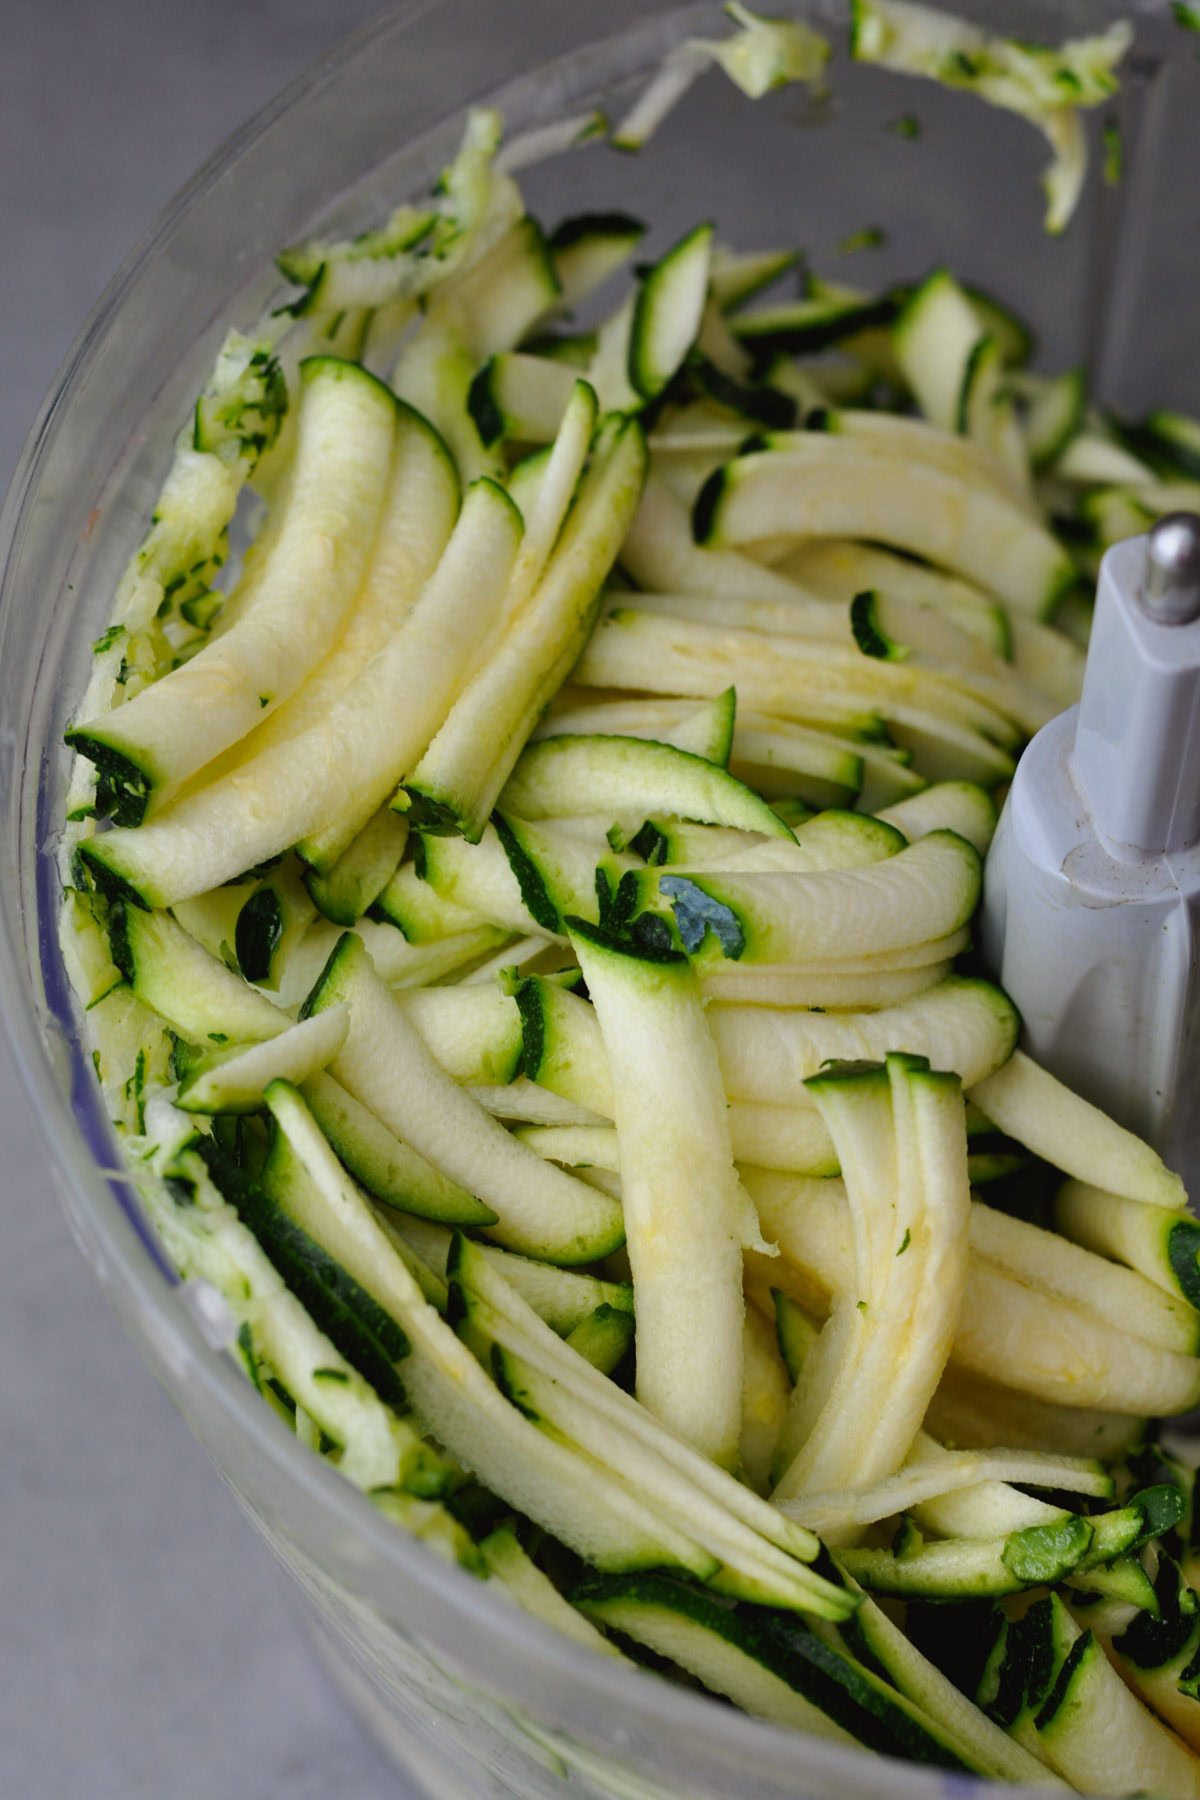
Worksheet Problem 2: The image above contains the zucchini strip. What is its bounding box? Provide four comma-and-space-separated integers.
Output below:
1054, 1182, 1200, 1311
782, 1445, 1110, 1535
501, 735, 792, 839
480, 1522, 629, 1659
177, 1007, 349, 1114
300, 1070, 494, 1229
746, 1170, 1200, 1416
80, 478, 524, 906
694, 443, 1073, 615
212, 401, 460, 775
969, 1051, 1187, 1210
144, 1146, 414, 1490
69, 360, 398, 819
449, 1235, 850, 1616
403, 413, 647, 840
633, 834, 983, 967
246, 1084, 712, 1575
575, 610, 1019, 782
970, 1200, 1200, 1355
304, 932, 624, 1264
572, 1571, 987, 1770
710, 977, 1014, 1098
305, 807, 410, 926
772, 1055, 970, 1505
568, 922, 753, 1469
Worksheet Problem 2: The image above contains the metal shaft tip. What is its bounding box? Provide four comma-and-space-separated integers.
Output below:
1142, 512, 1200, 624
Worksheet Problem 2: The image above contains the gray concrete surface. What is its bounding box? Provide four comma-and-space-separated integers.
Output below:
0, 4, 426, 1794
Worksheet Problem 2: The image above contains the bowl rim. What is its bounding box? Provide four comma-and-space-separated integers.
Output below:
0, 5, 1059, 1793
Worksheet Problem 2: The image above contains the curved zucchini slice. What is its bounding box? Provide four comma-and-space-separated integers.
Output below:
535, 689, 737, 768
386, 1213, 632, 1336
500, 734, 792, 840
479, 1522, 628, 1659
709, 976, 1015, 1102
372, 860, 491, 944
297, 1071, 491, 1231
393, 984, 523, 1087
777, 537, 1010, 655
710, 244, 802, 313
969, 1051, 1187, 1210
574, 611, 1019, 784
467, 351, 577, 447
107, 902, 287, 1044
970, 1200, 1200, 1356
177, 1007, 349, 1114
877, 782, 997, 854
403, 412, 646, 841
631, 831, 981, 967
68, 360, 399, 820
547, 210, 646, 311
1054, 1182, 1200, 1310
145, 1147, 421, 1491
305, 806, 410, 927
628, 222, 713, 401
79, 477, 524, 907
572, 1572, 979, 1769
773, 1054, 969, 1504
303, 931, 623, 1264
568, 922, 751, 1469
693, 443, 1073, 616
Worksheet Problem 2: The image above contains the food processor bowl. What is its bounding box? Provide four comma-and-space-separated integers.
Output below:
1, 3, 1193, 1795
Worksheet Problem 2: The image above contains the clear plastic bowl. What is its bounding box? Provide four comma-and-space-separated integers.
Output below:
1, 3, 1193, 1795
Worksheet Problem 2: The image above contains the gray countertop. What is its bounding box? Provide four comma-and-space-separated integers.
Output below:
0, 4, 425, 1794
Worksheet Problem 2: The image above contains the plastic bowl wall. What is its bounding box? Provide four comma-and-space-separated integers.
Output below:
0, 3, 1192, 1796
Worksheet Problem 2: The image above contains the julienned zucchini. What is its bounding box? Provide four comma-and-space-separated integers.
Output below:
225, 1085, 723, 1577
693, 444, 1072, 616
77, 475, 526, 907
628, 222, 714, 401
730, 289, 903, 360
534, 688, 737, 769
402, 413, 647, 841
1054, 1181, 1200, 1309
970, 1051, 1187, 1210
302, 930, 624, 1264
447, 1233, 849, 1616
304, 805, 410, 926
144, 1145, 435, 1492
774, 1054, 970, 1507
978, 1591, 1200, 1794
187, 1129, 412, 1410
107, 902, 287, 1044
467, 351, 578, 447
627, 830, 981, 965
709, 977, 1017, 1100
68, 359, 399, 821
175, 1007, 348, 1114
499, 734, 793, 839
566, 921, 752, 1469
546, 211, 646, 310
386, 1211, 633, 1336
66, 122, 1200, 1785
301, 1070, 495, 1227
572, 1572, 984, 1770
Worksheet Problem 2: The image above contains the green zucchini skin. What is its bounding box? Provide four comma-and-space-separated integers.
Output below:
185, 1135, 410, 1408
573, 1570, 972, 1769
